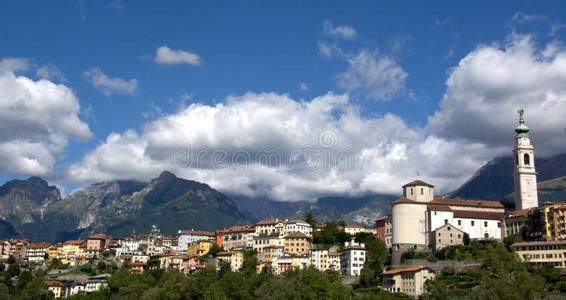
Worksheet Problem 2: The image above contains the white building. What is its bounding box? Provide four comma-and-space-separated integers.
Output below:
391, 180, 505, 262
285, 219, 313, 237
310, 249, 330, 272
513, 109, 538, 211
116, 238, 139, 257
382, 266, 435, 297
341, 246, 366, 276
177, 230, 214, 254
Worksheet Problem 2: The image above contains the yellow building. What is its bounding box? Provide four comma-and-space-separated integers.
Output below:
159, 253, 184, 271
513, 240, 566, 268
283, 232, 312, 255
544, 203, 566, 241
187, 240, 214, 256
62, 240, 83, 265
216, 251, 244, 272
47, 244, 63, 260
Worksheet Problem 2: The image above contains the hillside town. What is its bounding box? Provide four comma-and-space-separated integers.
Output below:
0, 113, 564, 299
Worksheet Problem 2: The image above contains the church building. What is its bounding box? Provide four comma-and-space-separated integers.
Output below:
390, 110, 538, 263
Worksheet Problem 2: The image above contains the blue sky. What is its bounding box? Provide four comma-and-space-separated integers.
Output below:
1, 1, 565, 199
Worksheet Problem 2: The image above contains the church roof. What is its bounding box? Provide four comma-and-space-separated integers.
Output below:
430, 198, 504, 209
427, 205, 452, 212
452, 210, 504, 220
392, 197, 504, 209
402, 180, 434, 188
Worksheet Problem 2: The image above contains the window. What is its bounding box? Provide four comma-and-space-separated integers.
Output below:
458, 220, 461, 226
421, 188, 423, 195
471, 221, 475, 226
484, 221, 488, 227
447, 226, 451, 231
498, 222, 501, 228
445, 219, 448, 225
410, 188, 413, 195
524, 154, 530, 165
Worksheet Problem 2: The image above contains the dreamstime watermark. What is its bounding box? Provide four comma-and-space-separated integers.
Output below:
172, 130, 380, 172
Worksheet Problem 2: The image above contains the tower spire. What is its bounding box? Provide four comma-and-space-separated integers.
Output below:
515, 109, 530, 137
513, 109, 538, 210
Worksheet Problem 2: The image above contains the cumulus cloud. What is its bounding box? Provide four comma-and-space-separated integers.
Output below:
336, 50, 408, 101
83, 67, 138, 96
0, 58, 92, 176
154, 46, 202, 66
323, 20, 357, 40
62, 91, 495, 201
427, 33, 566, 156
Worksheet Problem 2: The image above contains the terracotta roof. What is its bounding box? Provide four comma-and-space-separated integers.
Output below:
452, 210, 504, 220
427, 205, 452, 212
88, 234, 109, 240
284, 232, 312, 239
9, 239, 29, 245
431, 198, 504, 208
44, 280, 63, 287
216, 251, 234, 256
382, 266, 433, 275
129, 262, 147, 267
28, 243, 52, 249
328, 252, 342, 256
346, 224, 363, 228
506, 208, 533, 218
180, 230, 214, 236
64, 240, 84, 245
227, 225, 255, 233
375, 215, 392, 222
256, 219, 283, 226
402, 180, 434, 188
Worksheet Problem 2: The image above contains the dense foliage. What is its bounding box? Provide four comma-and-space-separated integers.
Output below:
424, 244, 566, 299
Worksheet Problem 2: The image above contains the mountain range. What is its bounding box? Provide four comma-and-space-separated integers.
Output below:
0, 152, 564, 242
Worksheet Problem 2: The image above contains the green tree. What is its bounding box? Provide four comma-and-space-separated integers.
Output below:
304, 211, 317, 228
470, 244, 544, 299
208, 243, 224, 257
6, 263, 20, 278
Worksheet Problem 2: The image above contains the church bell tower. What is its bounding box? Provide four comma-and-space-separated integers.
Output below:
513, 109, 538, 210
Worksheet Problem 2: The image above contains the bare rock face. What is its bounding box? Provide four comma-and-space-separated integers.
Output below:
0, 176, 62, 224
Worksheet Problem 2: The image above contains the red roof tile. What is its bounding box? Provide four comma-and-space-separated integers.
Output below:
64, 240, 83, 245
256, 219, 283, 226
382, 266, 432, 275
180, 230, 215, 236
427, 205, 452, 212
284, 232, 312, 239
44, 280, 63, 287
453, 210, 504, 220
402, 180, 434, 188
431, 198, 504, 208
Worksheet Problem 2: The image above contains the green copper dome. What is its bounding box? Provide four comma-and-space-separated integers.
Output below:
515, 109, 529, 137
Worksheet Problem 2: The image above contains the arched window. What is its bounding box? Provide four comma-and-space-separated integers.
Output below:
420, 188, 424, 195
524, 154, 530, 165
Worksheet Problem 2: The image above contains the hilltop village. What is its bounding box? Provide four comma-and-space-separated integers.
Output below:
1, 111, 565, 298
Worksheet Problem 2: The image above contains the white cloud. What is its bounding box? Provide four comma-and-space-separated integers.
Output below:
299, 83, 309, 91
62, 91, 493, 201
317, 42, 341, 59
154, 46, 202, 66
428, 33, 566, 156
336, 50, 408, 101
323, 20, 357, 40
36, 63, 67, 83
58, 33, 566, 203
83, 67, 138, 96
0, 58, 92, 176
